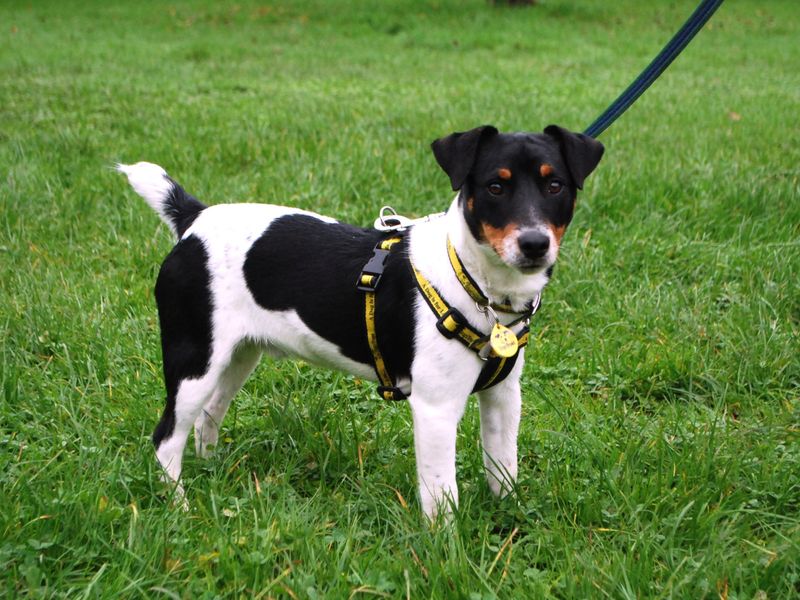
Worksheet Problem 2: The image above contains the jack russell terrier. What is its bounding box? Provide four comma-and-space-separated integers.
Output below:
118, 124, 603, 519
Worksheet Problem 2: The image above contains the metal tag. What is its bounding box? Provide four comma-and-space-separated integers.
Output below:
489, 323, 518, 358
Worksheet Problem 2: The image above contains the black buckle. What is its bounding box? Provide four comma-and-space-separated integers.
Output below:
377, 385, 407, 401
357, 247, 392, 292
435, 308, 467, 339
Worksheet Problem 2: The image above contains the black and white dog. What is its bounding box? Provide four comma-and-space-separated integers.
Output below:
119, 125, 603, 519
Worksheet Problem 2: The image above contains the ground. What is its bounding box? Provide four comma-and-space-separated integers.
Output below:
1, 0, 799, 597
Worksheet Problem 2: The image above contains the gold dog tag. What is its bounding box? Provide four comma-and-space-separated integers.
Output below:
489, 323, 518, 358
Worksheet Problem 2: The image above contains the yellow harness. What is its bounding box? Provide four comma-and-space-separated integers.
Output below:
445, 236, 518, 314
358, 234, 537, 401
358, 236, 405, 400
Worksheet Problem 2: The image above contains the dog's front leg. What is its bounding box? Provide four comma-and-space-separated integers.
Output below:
408, 387, 469, 521
476, 359, 523, 498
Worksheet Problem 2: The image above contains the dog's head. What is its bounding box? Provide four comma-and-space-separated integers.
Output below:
432, 125, 603, 273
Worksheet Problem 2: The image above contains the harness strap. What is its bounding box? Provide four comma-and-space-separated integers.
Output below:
410, 251, 541, 392
471, 327, 531, 392
359, 233, 538, 400
359, 236, 406, 401
411, 265, 538, 358
446, 236, 518, 314
411, 264, 489, 353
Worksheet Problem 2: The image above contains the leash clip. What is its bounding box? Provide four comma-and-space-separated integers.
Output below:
529, 293, 542, 319
374, 206, 446, 232
374, 206, 410, 232
475, 302, 499, 328
476, 304, 498, 361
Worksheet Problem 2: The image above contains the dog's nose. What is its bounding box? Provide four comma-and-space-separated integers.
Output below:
518, 230, 550, 260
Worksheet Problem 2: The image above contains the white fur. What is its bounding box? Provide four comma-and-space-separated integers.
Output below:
477, 359, 524, 497
116, 162, 178, 235
125, 166, 550, 520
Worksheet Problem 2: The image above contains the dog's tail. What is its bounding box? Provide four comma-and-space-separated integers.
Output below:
117, 162, 207, 239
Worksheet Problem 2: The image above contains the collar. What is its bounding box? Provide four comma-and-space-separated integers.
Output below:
446, 236, 539, 315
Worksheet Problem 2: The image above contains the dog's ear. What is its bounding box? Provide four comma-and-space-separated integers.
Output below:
431, 125, 499, 191
544, 125, 604, 189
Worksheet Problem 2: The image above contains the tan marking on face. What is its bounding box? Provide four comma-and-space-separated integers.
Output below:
498, 168, 512, 180
539, 163, 553, 177
481, 222, 519, 258
548, 223, 567, 246
467, 197, 474, 212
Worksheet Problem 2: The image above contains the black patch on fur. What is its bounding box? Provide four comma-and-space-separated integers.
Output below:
164, 177, 207, 238
543, 125, 604, 190
152, 234, 213, 448
243, 215, 416, 381
431, 125, 499, 191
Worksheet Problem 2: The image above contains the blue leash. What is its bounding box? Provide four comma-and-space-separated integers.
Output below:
584, 0, 725, 138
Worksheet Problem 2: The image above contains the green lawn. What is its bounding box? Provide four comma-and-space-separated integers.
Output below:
2, 0, 799, 597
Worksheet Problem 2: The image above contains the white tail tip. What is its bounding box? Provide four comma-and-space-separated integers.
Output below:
117, 162, 176, 233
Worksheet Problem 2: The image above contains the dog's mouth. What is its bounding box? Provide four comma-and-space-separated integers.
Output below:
516, 259, 551, 274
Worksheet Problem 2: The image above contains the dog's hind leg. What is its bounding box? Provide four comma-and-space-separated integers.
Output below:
154, 373, 217, 486
154, 337, 248, 489
151, 234, 217, 492
193, 343, 262, 458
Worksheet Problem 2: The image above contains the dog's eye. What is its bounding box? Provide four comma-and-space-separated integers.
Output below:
487, 182, 504, 196
547, 180, 564, 195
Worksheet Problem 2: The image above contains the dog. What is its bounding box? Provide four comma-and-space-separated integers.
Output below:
119, 124, 603, 519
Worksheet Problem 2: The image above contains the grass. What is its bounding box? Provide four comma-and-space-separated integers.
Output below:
1, 0, 799, 597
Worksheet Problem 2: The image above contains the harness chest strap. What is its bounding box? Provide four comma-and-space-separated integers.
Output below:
358, 234, 534, 401
410, 263, 532, 392
411, 264, 488, 352
471, 331, 529, 392
411, 264, 530, 350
